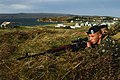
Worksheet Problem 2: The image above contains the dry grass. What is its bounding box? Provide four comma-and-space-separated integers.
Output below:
0, 26, 120, 80
111, 32, 120, 43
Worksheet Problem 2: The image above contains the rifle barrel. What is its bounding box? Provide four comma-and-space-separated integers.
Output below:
17, 44, 73, 60
16, 52, 46, 60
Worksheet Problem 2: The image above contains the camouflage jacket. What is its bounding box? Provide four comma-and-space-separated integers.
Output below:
99, 35, 119, 55
83, 35, 120, 79
86, 35, 120, 56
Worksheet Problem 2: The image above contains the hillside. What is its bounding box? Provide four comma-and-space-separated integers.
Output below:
0, 26, 120, 80
0, 13, 119, 19
0, 13, 75, 18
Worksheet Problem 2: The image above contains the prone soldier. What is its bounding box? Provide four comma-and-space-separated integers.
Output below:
86, 25, 120, 79
17, 25, 119, 63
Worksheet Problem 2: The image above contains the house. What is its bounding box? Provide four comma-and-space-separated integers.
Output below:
80, 23, 84, 26
85, 22, 89, 26
55, 24, 66, 28
70, 26, 76, 29
70, 23, 81, 29
113, 18, 118, 21
74, 23, 81, 28
1, 21, 11, 28
0, 21, 20, 28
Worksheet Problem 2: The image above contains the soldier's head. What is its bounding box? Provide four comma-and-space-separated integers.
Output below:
87, 25, 102, 44
99, 24, 108, 35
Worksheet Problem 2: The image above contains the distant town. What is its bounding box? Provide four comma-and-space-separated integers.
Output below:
0, 13, 120, 29
38, 16, 120, 29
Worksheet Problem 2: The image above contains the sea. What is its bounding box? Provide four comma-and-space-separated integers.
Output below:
0, 18, 58, 26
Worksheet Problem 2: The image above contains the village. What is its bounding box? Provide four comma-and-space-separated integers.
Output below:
54, 16, 120, 29
0, 16, 120, 29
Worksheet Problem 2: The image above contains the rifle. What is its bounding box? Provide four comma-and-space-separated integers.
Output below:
17, 38, 87, 60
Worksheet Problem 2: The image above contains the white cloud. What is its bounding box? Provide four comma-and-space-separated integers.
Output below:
0, 3, 32, 13
11, 4, 30, 9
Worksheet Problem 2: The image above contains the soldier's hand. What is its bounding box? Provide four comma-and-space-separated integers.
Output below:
86, 41, 92, 48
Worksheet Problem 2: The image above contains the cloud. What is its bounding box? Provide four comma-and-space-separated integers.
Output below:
0, 0, 120, 17
11, 4, 30, 9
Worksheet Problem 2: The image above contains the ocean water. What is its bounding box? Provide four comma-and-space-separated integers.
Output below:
0, 18, 57, 26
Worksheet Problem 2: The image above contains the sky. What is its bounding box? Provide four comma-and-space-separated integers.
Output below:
0, 0, 120, 17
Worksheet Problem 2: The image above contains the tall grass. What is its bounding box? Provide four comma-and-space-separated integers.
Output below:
0, 26, 120, 80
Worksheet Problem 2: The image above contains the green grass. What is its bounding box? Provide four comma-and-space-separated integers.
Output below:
0, 26, 120, 80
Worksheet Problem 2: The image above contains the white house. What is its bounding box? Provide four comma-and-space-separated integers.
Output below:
74, 23, 81, 28
85, 22, 89, 26
80, 23, 84, 26
1, 21, 11, 28
70, 23, 81, 29
113, 18, 118, 21
70, 26, 76, 29
55, 24, 66, 28
87, 24, 92, 27
1, 21, 20, 28
70, 20, 74, 23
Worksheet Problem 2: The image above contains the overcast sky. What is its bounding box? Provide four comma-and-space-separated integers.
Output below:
0, 0, 120, 17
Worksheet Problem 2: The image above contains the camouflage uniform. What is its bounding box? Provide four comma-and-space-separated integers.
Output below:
100, 35, 120, 78
84, 25, 120, 79
86, 35, 120, 79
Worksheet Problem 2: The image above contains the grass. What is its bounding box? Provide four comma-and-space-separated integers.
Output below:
111, 32, 120, 43
0, 26, 120, 80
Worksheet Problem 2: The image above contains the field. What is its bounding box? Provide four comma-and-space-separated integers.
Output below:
0, 26, 120, 80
